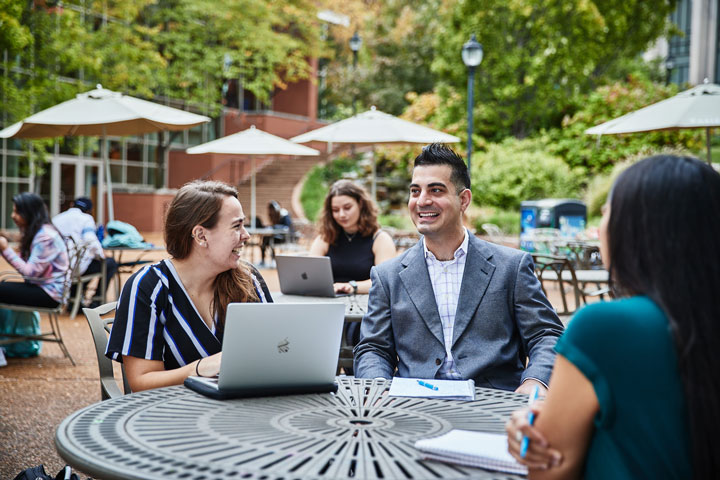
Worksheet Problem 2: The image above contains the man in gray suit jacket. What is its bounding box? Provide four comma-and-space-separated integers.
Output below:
353, 143, 564, 395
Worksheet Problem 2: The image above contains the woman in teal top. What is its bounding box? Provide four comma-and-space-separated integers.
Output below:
506, 155, 720, 479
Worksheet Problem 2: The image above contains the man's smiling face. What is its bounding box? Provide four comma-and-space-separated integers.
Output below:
408, 164, 468, 240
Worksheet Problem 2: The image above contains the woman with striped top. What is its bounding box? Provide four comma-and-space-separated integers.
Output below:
106, 181, 272, 392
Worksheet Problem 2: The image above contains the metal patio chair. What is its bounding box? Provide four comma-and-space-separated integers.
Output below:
532, 253, 609, 320
83, 301, 130, 400
0, 242, 87, 365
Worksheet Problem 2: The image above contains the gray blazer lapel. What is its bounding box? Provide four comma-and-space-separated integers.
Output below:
399, 241, 445, 346
453, 237, 496, 346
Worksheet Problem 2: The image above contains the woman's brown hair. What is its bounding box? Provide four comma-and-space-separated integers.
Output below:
318, 180, 380, 245
164, 180, 258, 324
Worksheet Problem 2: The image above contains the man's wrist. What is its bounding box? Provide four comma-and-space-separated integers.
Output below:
348, 280, 358, 294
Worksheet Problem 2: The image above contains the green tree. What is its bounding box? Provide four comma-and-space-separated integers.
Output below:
543, 75, 704, 173
431, 0, 678, 140
2, 0, 324, 184
319, 0, 442, 117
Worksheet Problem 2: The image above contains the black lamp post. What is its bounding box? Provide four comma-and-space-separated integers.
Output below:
349, 31, 362, 115
665, 56, 675, 85
461, 34, 483, 177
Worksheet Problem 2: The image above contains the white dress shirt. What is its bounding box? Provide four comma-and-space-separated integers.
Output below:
423, 228, 469, 380
52, 207, 103, 274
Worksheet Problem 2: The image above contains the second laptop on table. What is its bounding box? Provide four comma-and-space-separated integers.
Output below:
275, 254, 341, 297
185, 302, 345, 399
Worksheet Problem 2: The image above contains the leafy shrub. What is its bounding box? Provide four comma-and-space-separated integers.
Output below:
378, 213, 415, 231
299, 165, 327, 222
471, 137, 582, 210
472, 208, 521, 235
584, 147, 694, 218
300, 154, 365, 221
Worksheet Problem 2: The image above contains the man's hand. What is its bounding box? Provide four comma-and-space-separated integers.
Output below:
515, 378, 547, 396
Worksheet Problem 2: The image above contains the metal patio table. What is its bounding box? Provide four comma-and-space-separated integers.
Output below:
56, 377, 527, 480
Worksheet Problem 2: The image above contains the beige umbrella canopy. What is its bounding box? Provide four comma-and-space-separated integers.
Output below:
585, 81, 720, 164
0, 85, 210, 222
291, 106, 460, 199
186, 126, 319, 225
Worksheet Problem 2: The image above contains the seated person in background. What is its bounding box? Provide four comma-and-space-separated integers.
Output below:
309, 180, 396, 295
52, 196, 118, 305
106, 180, 273, 392
260, 200, 294, 266
353, 143, 563, 395
0, 192, 69, 307
505, 155, 719, 479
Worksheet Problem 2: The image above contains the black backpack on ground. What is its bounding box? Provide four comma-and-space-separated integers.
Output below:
12, 465, 86, 480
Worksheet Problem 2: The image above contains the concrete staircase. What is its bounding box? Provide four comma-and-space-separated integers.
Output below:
235, 154, 324, 225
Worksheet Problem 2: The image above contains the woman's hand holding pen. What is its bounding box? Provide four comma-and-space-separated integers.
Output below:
505, 399, 563, 470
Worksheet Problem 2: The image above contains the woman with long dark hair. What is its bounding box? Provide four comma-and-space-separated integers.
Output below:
309, 180, 396, 295
0, 192, 69, 307
505, 154, 720, 478
106, 180, 272, 392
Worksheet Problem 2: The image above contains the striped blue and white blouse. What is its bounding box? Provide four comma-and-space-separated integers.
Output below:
106, 258, 272, 370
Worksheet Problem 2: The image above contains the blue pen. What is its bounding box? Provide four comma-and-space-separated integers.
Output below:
520, 385, 540, 458
417, 380, 439, 391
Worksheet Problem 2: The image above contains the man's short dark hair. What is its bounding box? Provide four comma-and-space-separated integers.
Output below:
413, 143, 470, 192
74, 196, 93, 213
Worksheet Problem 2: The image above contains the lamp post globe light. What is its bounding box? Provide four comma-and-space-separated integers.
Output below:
461, 34, 483, 178
349, 31, 362, 114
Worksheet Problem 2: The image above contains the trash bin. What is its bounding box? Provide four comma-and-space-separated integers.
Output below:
520, 199, 587, 252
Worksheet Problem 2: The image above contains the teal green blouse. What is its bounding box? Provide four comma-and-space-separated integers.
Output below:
555, 296, 692, 479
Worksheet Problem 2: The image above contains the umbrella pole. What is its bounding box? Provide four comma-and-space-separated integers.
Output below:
371, 146, 377, 202
707, 127, 712, 165
103, 128, 115, 222
251, 156, 256, 229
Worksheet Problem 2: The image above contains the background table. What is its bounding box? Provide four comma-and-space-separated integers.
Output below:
56, 377, 527, 480
105, 246, 165, 299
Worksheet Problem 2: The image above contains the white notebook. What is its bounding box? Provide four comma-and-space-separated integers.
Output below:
414, 429, 528, 475
388, 377, 476, 400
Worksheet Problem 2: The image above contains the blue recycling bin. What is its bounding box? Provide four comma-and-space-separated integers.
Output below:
520, 199, 586, 252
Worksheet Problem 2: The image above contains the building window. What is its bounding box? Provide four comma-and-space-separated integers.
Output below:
668, 0, 692, 85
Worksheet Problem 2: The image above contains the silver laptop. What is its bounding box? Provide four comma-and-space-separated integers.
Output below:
184, 302, 345, 399
275, 255, 339, 297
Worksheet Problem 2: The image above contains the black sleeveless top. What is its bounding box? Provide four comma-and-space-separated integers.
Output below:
327, 230, 376, 282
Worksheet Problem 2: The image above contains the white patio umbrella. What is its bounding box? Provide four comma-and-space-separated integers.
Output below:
186, 125, 319, 225
0, 85, 210, 222
585, 81, 720, 164
291, 106, 460, 199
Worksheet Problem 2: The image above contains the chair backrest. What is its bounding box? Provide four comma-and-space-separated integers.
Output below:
531, 253, 584, 317
82, 302, 130, 400
59, 241, 89, 311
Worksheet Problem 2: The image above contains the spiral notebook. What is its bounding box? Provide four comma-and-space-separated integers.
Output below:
414, 429, 528, 475
388, 377, 476, 400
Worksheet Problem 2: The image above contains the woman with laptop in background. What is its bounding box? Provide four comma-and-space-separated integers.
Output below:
504, 155, 720, 478
309, 180, 396, 296
106, 180, 273, 392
